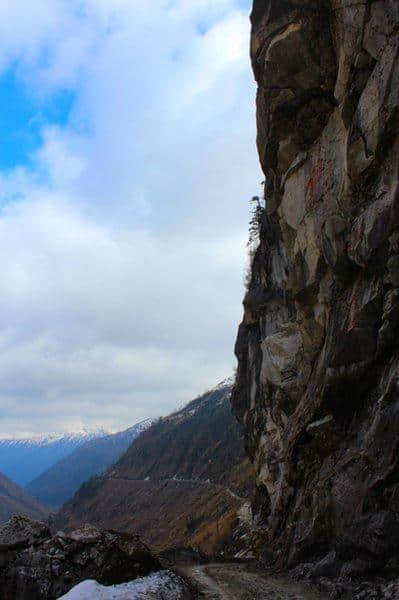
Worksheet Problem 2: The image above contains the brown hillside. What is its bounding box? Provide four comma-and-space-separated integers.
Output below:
55, 380, 254, 554
0, 471, 49, 524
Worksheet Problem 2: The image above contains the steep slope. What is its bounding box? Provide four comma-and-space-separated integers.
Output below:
0, 471, 49, 524
0, 429, 109, 486
26, 421, 152, 509
56, 379, 254, 554
232, 0, 398, 577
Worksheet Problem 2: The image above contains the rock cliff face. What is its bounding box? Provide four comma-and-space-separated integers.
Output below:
232, 0, 399, 576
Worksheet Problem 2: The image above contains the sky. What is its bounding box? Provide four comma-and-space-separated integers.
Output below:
0, 0, 261, 437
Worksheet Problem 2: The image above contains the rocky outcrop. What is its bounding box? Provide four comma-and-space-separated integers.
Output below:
0, 516, 160, 599
232, 0, 398, 581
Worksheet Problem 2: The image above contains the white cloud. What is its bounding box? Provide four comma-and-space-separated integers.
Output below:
0, 0, 260, 436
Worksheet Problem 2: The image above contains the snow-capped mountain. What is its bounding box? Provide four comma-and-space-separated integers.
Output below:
207, 374, 236, 393
0, 429, 110, 486
26, 419, 153, 508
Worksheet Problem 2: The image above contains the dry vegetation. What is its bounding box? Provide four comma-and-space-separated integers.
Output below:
55, 384, 255, 555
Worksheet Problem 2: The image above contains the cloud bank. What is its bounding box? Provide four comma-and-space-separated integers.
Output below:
0, 0, 261, 436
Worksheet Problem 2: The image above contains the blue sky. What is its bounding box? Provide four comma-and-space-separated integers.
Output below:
0, 0, 260, 437
0, 69, 75, 170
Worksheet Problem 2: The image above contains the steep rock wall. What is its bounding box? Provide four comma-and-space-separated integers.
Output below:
232, 0, 399, 574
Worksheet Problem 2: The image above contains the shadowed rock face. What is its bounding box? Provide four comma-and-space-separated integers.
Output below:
232, 0, 399, 575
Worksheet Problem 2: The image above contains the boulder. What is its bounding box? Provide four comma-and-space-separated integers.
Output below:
0, 517, 161, 599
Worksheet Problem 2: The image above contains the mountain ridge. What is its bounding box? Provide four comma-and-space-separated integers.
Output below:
0, 427, 109, 445
26, 420, 153, 508
0, 429, 111, 486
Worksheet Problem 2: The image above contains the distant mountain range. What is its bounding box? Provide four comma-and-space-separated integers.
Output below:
26, 421, 152, 508
56, 378, 254, 554
0, 429, 110, 486
0, 470, 49, 524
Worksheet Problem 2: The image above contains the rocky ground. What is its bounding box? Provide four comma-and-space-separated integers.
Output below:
290, 558, 399, 599
1, 516, 398, 599
178, 561, 399, 599
179, 562, 327, 599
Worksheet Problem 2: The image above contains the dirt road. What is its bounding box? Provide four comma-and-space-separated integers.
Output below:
179, 563, 327, 600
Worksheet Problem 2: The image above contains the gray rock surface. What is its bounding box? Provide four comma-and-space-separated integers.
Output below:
0, 517, 160, 599
232, 0, 399, 590
0, 516, 50, 551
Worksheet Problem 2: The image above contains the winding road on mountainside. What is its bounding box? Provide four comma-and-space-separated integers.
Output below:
106, 476, 326, 598
107, 474, 247, 502
179, 563, 327, 600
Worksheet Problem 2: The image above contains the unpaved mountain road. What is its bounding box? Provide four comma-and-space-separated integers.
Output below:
179, 563, 327, 600
107, 475, 247, 502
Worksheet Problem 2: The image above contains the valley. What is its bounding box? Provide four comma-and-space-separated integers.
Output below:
0, 471, 49, 524
0, 0, 397, 597
55, 379, 255, 555
0, 430, 110, 486
26, 420, 152, 508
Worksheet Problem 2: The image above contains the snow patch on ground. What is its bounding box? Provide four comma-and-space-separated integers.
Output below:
59, 570, 188, 599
